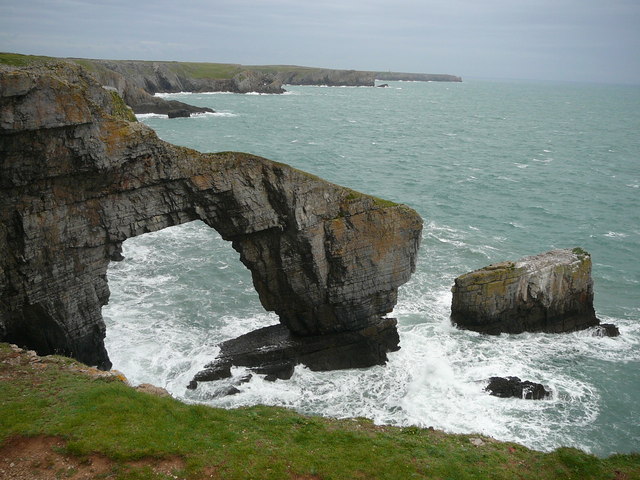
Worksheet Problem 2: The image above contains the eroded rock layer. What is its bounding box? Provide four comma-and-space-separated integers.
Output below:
450, 249, 600, 334
0, 63, 423, 370
190, 318, 400, 388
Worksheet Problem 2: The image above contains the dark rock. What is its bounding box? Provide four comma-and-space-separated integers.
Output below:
190, 319, 400, 387
211, 385, 241, 397
252, 361, 296, 381
592, 323, 620, 337
131, 98, 213, 116
0, 63, 423, 371
485, 376, 551, 400
451, 249, 601, 334
192, 363, 232, 382
167, 109, 191, 118
237, 373, 253, 384
107, 243, 125, 262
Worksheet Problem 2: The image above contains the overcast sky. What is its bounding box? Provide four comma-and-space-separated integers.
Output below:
1, 0, 639, 84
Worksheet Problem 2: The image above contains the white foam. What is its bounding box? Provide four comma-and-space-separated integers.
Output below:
104, 221, 637, 456
154, 92, 193, 97
605, 231, 628, 238
136, 113, 168, 119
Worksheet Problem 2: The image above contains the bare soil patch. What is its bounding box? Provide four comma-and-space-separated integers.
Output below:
0, 435, 186, 480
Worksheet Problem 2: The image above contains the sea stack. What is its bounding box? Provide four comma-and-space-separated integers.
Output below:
450, 248, 602, 334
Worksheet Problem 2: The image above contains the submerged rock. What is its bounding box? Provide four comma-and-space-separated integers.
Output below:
485, 376, 551, 400
0, 63, 422, 371
167, 108, 191, 118
451, 249, 604, 334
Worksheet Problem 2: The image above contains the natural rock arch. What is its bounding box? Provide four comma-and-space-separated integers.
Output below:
0, 63, 423, 371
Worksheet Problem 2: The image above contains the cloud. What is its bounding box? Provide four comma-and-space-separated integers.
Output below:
1, 0, 639, 83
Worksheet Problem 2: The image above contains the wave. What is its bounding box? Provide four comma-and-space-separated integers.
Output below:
136, 112, 237, 120
154, 92, 193, 98
135, 113, 168, 119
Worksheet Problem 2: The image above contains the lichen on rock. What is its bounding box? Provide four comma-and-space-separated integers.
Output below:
450, 249, 603, 334
0, 62, 423, 371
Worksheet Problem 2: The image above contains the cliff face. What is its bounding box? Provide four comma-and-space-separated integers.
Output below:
68, 59, 462, 112
81, 60, 285, 99
0, 63, 423, 370
374, 72, 462, 83
274, 68, 376, 87
450, 249, 600, 334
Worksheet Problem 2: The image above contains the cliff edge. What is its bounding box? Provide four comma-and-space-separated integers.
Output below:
0, 62, 423, 370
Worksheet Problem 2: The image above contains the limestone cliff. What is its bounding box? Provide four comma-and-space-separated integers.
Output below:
77, 60, 284, 114
374, 72, 462, 83
0, 63, 423, 370
450, 249, 601, 334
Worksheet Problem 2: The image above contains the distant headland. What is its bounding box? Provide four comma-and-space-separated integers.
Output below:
0, 52, 462, 116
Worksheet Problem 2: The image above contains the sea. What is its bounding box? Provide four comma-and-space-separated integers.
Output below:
102, 79, 640, 457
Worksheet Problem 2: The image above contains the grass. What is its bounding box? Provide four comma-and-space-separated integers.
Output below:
168, 62, 242, 80
0, 52, 57, 66
1, 343, 638, 479
572, 247, 590, 258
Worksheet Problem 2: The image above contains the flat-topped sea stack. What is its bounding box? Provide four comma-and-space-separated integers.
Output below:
450, 248, 603, 334
0, 62, 423, 371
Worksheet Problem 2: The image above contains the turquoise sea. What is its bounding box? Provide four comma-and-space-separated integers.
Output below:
103, 79, 640, 457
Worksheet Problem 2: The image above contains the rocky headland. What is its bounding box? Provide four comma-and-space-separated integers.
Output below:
450, 248, 611, 334
1, 53, 463, 116
0, 62, 423, 373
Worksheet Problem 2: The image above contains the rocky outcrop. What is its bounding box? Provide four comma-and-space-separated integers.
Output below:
450, 249, 602, 334
75, 62, 215, 116
592, 323, 620, 337
78, 60, 284, 114
274, 69, 376, 87
485, 376, 551, 400
70, 59, 461, 104
189, 318, 400, 388
0, 63, 423, 371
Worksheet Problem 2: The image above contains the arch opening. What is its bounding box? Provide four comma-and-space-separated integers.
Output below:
103, 220, 277, 388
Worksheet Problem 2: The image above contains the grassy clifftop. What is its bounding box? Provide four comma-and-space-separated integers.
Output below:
1, 343, 638, 480
0, 52, 461, 85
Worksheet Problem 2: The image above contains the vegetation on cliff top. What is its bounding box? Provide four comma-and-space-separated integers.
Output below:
1, 343, 638, 480
0, 52, 461, 84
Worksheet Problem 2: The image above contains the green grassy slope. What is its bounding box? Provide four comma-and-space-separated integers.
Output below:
1, 344, 638, 480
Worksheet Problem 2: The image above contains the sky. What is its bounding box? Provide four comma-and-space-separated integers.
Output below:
1, 0, 639, 84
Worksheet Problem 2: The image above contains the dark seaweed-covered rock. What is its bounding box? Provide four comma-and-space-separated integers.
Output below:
485, 376, 551, 400
167, 109, 191, 118
592, 323, 620, 337
190, 319, 400, 387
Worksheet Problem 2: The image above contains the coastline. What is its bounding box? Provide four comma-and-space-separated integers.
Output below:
2, 343, 638, 479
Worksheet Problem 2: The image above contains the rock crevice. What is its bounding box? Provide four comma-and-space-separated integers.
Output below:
0, 63, 423, 370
